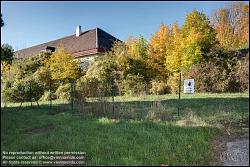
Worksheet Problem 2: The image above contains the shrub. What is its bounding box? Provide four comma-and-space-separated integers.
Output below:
183, 62, 229, 93
225, 54, 249, 93
85, 54, 117, 84
39, 91, 57, 101
181, 53, 249, 93
76, 76, 111, 97
79, 54, 117, 97
2, 76, 44, 102
167, 74, 181, 94
232, 54, 249, 92
121, 74, 147, 96
54, 83, 72, 101
1, 88, 15, 103
149, 79, 170, 95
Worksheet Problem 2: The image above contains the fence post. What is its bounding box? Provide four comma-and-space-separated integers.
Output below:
71, 82, 74, 112
30, 81, 32, 107
178, 72, 181, 117
111, 77, 115, 118
49, 78, 52, 110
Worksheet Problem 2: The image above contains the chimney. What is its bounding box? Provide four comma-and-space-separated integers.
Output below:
76, 25, 81, 37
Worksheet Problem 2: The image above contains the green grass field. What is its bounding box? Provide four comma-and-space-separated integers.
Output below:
1, 93, 249, 165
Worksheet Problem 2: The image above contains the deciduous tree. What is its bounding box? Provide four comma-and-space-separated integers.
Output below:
1, 44, 14, 64
148, 23, 171, 80
44, 47, 81, 83
1, 14, 4, 27
182, 10, 217, 62
212, 1, 249, 50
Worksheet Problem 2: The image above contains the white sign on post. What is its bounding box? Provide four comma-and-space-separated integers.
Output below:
184, 79, 194, 94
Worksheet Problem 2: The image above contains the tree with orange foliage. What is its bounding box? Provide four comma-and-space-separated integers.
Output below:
212, 1, 249, 50
148, 23, 172, 80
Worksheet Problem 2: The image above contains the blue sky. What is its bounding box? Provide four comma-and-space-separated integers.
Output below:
0, 1, 245, 51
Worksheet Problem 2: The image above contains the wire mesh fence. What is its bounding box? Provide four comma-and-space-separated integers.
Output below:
1, 74, 249, 123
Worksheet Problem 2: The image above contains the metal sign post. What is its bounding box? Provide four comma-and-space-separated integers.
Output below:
111, 76, 115, 118
178, 72, 181, 117
178, 77, 195, 117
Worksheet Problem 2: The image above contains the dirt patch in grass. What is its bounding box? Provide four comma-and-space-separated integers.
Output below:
24, 126, 54, 134
211, 121, 249, 165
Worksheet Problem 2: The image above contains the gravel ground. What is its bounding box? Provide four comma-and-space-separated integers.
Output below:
223, 128, 249, 166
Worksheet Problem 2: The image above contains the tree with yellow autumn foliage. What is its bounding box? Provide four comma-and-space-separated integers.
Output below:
43, 47, 81, 83
212, 1, 249, 50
